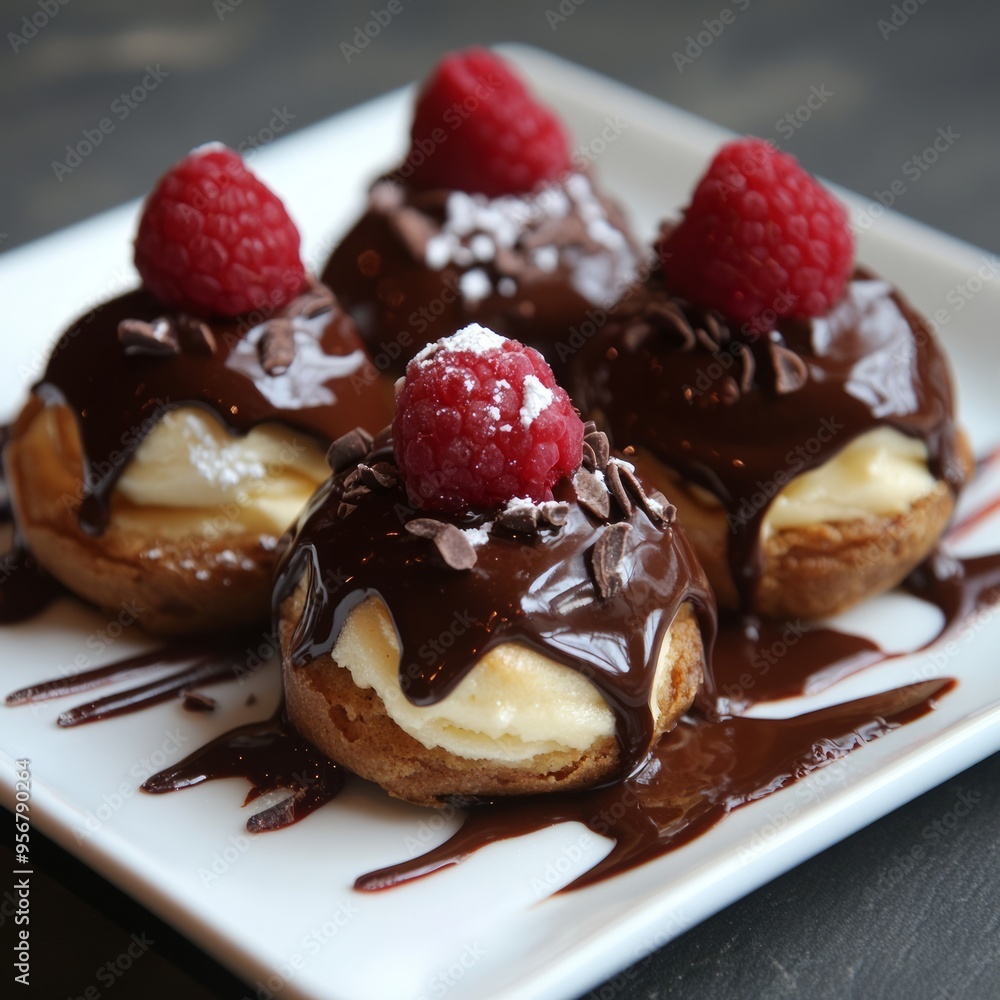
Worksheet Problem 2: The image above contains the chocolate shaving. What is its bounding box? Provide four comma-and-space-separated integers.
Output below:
770, 343, 809, 394
584, 430, 610, 472
341, 485, 372, 504
605, 460, 633, 518
695, 325, 721, 353
258, 319, 296, 375
175, 316, 216, 356
646, 301, 696, 351
581, 441, 598, 472
648, 490, 677, 526
358, 462, 398, 490
719, 376, 740, 405
622, 321, 654, 352
539, 501, 570, 527
336, 502, 357, 519
117, 318, 179, 357
181, 690, 217, 712
551, 579, 595, 615
592, 522, 631, 599
738, 342, 756, 394
405, 519, 477, 570
326, 428, 374, 473
495, 503, 540, 533
583, 420, 598, 436
391, 207, 435, 260
289, 287, 334, 320
573, 468, 611, 521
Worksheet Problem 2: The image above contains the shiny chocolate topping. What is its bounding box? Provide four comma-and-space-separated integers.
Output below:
274, 427, 717, 778
573, 265, 964, 610
33, 282, 392, 534
321, 173, 641, 379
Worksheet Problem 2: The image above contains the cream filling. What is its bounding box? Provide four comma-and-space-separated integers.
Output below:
327, 596, 658, 762
763, 427, 936, 533
113, 407, 330, 535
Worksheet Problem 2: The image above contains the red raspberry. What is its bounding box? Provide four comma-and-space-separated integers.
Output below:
134, 144, 306, 317
393, 325, 584, 511
661, 137, 854, 333
406, 48, 572, 198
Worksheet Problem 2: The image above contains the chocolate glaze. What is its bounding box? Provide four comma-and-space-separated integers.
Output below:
32, 283, 391, 534
357, 678, 952, 892
274, 440, 716, 779
572, 267, 964, 611
322, 175, 641, 380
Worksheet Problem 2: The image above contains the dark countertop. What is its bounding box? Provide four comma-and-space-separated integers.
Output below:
2, 2, 999, 998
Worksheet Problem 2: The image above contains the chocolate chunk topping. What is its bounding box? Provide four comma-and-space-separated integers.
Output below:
719, 376, 740, 405
770, 343, 809, 394
405, 519, 477, 570
495, 503, 540, 533
592, 522, 632, 598
175, 316, 217, 356
337, 502, 358, 519
539, 501, 570, 526
584, 430, 610, 472
573, 468, 611, 521
181, 690, 217, 712
258, 319, 296, 376
391, 207, 435, 260
359, 462, 399, 490
605, 460, 633, 518
326, 428, 374, 473
737, 342, 756, 394
117, 318, 179, 357
341, 484, 372, 504
288, 284, 335, 320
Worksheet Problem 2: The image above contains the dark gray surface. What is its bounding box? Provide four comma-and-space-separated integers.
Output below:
2, 2, 999, 998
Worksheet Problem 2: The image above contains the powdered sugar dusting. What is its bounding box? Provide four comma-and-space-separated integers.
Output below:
520, 375, 554, 428
412, 324, 506, 368
462, 522, 493, 548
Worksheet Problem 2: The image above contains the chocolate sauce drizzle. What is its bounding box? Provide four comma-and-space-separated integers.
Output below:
574, 268, 964, 611
5, 634, 253, 725
32, 283, 389, 533
357, 678, 952, 892
274, 431, 716, 778
141, 705, 344, 833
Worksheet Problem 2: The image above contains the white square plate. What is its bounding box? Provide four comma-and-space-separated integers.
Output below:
2, 45, 999, 1000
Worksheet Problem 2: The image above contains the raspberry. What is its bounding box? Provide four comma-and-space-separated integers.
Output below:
406, 48, 572, 198
393, 325, 584, 511
660, 137, 854, 333
134, 143, 306, 317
